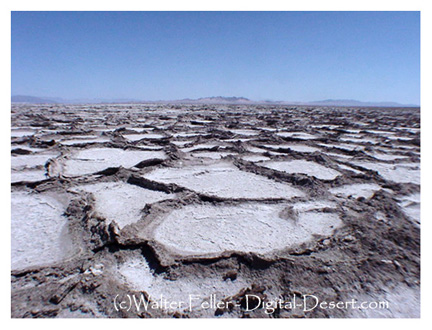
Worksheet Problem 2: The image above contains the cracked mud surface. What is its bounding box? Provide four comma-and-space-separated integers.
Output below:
11, 104, 420, 318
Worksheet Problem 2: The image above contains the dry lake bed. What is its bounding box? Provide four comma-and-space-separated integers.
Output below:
11, 103, 420, 318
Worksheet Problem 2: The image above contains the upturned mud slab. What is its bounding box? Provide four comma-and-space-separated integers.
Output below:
261, 160, 342, 180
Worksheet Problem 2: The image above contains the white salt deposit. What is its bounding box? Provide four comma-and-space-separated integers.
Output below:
63, 135, 100, 139
310, 124, 341, 130
366, 152, 407, 161
336, 163, 364, 174
390, 145, 420, 151
397, 193, 420, 227
11, 192, 73, 270
191, 152, 234, 159
319, 143, 364, 151
262, 144, 319, 153
245, 146, 268, 153
144, 162, 304, 199
191, 120, 213, 124
260, 127, 278, 131
230, 129, 259, 136
385, 136, 414, 141
324, 152, 353, 159
153, 203, 342, 256
62, 148, 166, 177
340, 134, 361, 139
137, 145, 164, 151
262, 160, 341, 180
11, 153, 59, 170
292, 200, 336, 212
72, 182, 171, 229
11, 129, 35, 138
348, 285, 420, 318
224, 138, 251, 142
366, 130, 396, 136
60, 137, 110, 145
241, 155, 271, 162
116, 254, 248, 312
171, 140, 194, 147
180, 144, 219, 153
91, 127, 116, 132
330, 183, 382, 199
337, 143, 365, 151
339, 137, 378, 144
123, 133, 165, 141
11, 169, 47, 183
351, 161, 420, 184
116, 126, 144, 132
172, 132, 201, 138
276, 132, 317, 140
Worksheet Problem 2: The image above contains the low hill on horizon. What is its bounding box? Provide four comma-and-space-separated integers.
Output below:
11, 95, 419, 107
12, 95, 60, 104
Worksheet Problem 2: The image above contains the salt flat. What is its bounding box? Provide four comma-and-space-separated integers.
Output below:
116, 253, 249, 314
153, 203, 342, 256
11, 192, 73, 270
330, 183, 382, 199
276, 131, 318, 139
262, 144, 320, 153
11, 103, 420, 319
351, 161, 420, 184
144, 162, 304, 199
72, 182, 172, 229
11, 169, 47, 183
12, 153, 59, 169
61, 148, 166, 176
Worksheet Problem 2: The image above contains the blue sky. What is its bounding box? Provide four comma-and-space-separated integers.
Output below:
11, 11, 420, 104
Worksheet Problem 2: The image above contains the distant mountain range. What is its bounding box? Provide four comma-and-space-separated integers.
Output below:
11, 95, 141, 104
302, 99, 419, 107
175, 96, 253, 104
11, 95, 61, 104
11, 95, 419, 107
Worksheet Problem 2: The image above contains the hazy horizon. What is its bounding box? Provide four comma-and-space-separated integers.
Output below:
12, 11, 420, 104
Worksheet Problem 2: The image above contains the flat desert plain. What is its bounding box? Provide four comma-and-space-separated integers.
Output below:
11, 103, 420, 318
